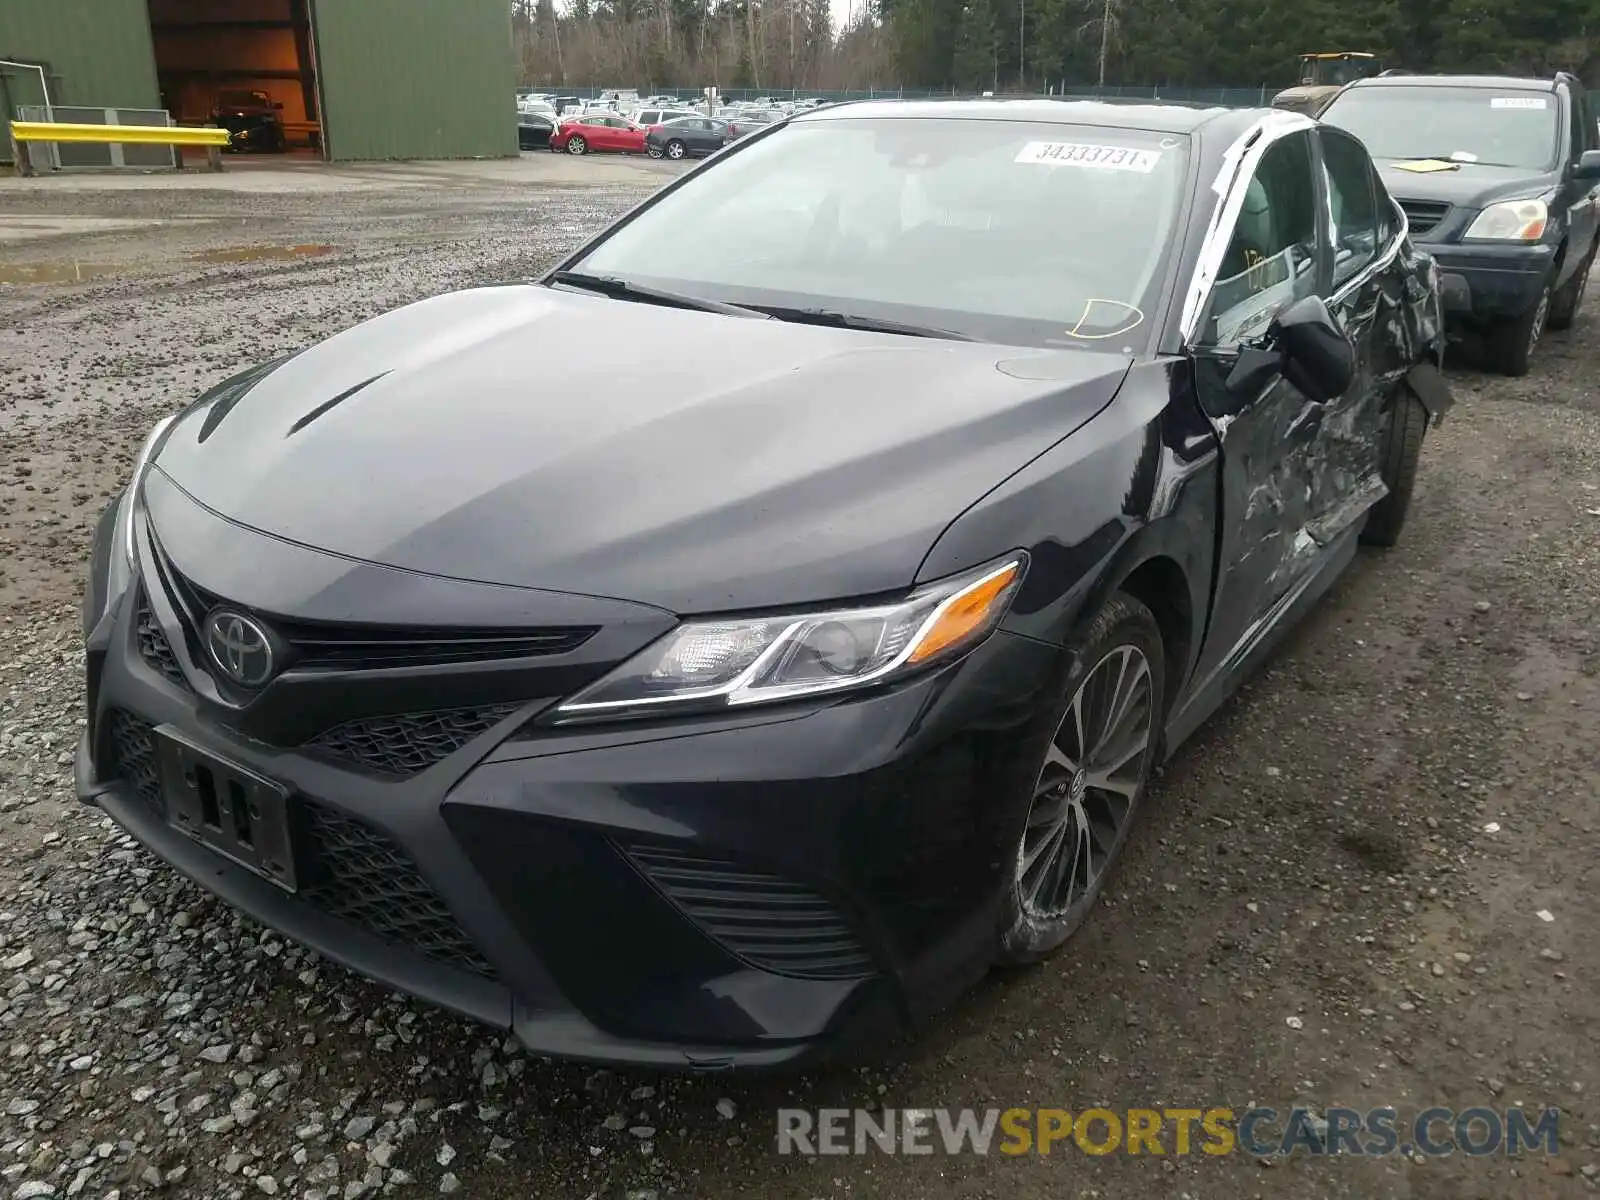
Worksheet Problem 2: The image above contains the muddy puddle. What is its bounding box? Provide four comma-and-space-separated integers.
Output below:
0, 261, 125, 284
190, 243, 337, 264
0, 243, 338, 285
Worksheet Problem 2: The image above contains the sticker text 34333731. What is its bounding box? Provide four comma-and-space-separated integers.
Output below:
1014, 142, 1163, 173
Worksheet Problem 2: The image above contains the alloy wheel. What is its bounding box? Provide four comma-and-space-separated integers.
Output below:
1017, 644, 1153, 920
667, 141, 686, 159
1529, 286, 1551, 357
567, 137, 587, 155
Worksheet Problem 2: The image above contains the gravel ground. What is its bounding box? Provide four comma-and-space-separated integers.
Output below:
1, 167, 1597, 1200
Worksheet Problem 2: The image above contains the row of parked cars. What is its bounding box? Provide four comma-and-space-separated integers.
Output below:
515, 92, 829, 159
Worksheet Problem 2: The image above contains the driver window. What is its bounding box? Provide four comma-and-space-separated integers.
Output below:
1203, 131, 1318, 347
1321, 128, 1379, 287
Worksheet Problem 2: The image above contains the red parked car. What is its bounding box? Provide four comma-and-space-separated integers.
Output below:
550, 114, 647, 156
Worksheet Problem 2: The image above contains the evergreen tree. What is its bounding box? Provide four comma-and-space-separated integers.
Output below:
952, 0, 1001, 89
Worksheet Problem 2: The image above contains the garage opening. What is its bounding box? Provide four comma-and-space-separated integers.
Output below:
148, 0, 324, 160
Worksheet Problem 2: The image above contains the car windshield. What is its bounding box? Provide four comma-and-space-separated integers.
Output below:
1321, 85, 1561, 170
568, 117, 1189, 349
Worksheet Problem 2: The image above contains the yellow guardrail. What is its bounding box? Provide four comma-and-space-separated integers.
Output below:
9, 120, 231, 176
10, 121, 231, 146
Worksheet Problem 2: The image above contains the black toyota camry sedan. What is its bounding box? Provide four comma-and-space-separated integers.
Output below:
77, 99, 1453, 1070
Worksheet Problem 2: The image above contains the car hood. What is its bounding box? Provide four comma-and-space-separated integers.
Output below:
152, 286, 1131, 614
1375, 158, 1557, 207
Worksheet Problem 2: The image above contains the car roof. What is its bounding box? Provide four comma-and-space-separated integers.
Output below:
1345, 74, 1558, 92
794, 96, 1264, 137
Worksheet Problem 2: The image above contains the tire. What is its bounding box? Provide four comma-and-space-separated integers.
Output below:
1483, 274, 1552, 376
996, 593, 1165, 965
1546, 245, 1594, 331
647, 144, 664, 159
565, 135, 587, 155
666, 139, 687, 160
1360, 384, 1428, 548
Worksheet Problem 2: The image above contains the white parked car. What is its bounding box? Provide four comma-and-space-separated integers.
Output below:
634, 107, 698, 129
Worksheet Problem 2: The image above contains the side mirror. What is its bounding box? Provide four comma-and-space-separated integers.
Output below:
1224, 295, 1355, 403
1572, 149, 1600, 180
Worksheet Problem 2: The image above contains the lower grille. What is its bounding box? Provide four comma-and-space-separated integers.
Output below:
98, 712, 494, 979
134, 596, 189, 692
106, 708, 163, 818
624, 841, 876, 981
305, 705, 520, 777
299, 803, 497, 978
1397, 198, 1450, 237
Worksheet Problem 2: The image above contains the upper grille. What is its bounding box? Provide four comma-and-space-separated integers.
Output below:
1397, 199, 1450, 237
624, 841, 876, 981
305, 705, 520, 777
98, 712, 494, 979
134, 595, 189, 692
144, 530, 595, 673
300, 802, 497, 978
275, 621, 595, 669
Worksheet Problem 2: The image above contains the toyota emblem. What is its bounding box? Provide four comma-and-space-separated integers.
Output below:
204, 610, 276, 687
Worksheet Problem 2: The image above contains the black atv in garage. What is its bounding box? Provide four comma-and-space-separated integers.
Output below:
210, 90, 288, 153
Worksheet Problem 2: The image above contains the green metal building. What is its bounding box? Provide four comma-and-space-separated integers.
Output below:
1, 0, 516, 163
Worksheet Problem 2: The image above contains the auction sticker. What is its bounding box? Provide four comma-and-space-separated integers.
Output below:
1490, 96, 1548, 109
1015, 141, 1161, 172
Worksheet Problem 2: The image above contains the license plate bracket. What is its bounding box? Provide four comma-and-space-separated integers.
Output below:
153, 726, 298, 892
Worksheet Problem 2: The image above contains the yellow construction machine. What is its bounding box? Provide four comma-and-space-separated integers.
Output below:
1271, 52, 1383, 116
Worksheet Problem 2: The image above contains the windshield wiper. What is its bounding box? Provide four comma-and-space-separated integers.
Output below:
751, 305, 977, 341
546, 271, 770, 318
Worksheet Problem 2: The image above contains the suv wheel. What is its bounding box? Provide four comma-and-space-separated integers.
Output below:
1547, 245, 1595, 331
1485, 275, 1552, 376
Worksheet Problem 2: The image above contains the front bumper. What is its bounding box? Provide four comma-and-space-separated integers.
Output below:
78, 513, 1063, 1069
1424, 241, 1556, 322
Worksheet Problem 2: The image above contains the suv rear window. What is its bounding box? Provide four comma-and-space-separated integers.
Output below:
1320, 84, 1561, 171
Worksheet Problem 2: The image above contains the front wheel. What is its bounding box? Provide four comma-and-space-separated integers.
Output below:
997, 593, 1164, 964
1361, 384, 1428, 548
565, 135, 587, 155
665, 139, 687, 160
1546, 246, 1594, 331
1484, 275, 1551, 376
646, 144, 664, 158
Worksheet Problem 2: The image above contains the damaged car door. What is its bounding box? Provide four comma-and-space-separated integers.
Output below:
1309, 125, 1404, 540
1186, 127, 1332, 681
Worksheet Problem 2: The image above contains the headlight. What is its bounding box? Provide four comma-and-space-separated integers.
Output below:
1464, 198, 1548, 241
103, 414, 178, 614
552, 555, 1028, 723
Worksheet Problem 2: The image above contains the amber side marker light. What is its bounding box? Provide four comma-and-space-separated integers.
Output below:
908, 561, 1023, 665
